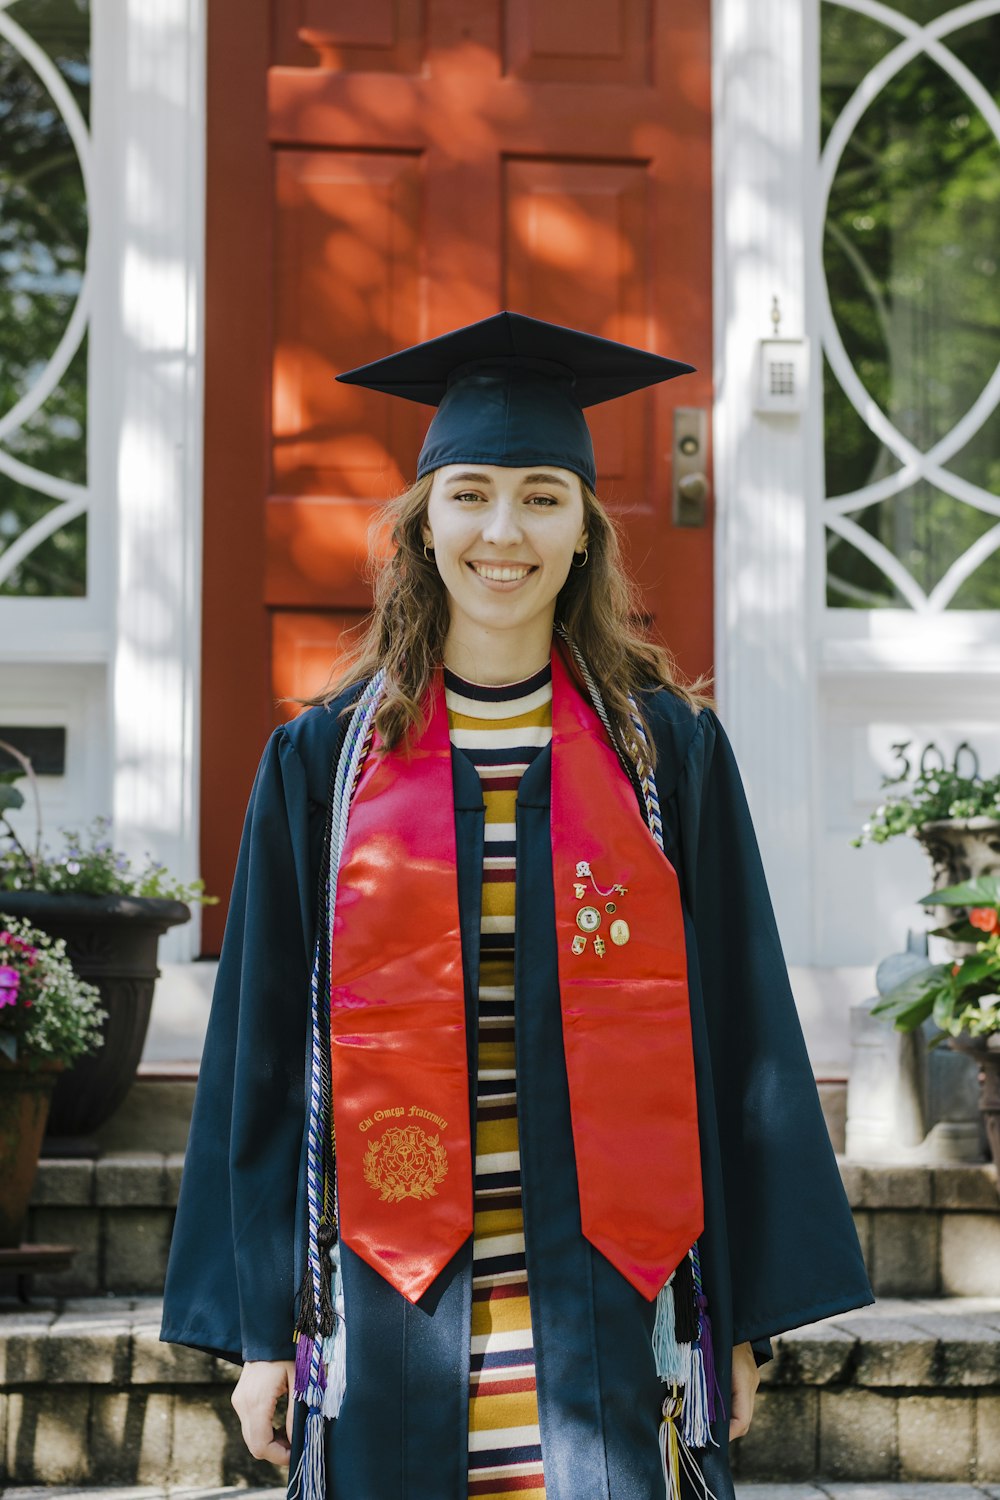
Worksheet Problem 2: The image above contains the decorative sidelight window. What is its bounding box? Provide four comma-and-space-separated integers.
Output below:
0, 0, 90, 598
821, 0, 1000, 610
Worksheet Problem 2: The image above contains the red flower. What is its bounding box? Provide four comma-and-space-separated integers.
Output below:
952, 963, 961, 976
969, 907, 999, 933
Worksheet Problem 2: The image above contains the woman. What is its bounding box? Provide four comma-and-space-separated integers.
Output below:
160, 313, 874, 1500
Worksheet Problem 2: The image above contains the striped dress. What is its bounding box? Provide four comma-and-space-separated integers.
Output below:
444, 660, 553, 1500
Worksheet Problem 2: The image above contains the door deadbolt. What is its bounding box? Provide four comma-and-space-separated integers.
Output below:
672, 409, 710, 527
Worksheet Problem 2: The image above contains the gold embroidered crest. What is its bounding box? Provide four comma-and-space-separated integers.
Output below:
362, 1123, 449, 1202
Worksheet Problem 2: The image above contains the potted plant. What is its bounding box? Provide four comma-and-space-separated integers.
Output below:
872, 876, 1000, 1174
853, 757, 1000, 897
0, 915, 106, 1246
0, 741, 217, 1145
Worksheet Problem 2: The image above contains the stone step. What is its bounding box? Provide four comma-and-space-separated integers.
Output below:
9, 1154, 998, 1302
0, 1474, 997, 1496
733, 1297, 1000, 1487
0, 1296, 283, 1489
843, 1161, 999, 1299
71, 1059, 849, 1157
89, 1066, 198, 1158
1, 1296, 998, 1487
4, 1490, 999, 1500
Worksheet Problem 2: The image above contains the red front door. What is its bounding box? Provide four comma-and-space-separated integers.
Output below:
201, 0, 713, 951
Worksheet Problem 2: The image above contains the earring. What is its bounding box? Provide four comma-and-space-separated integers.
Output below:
423, 542, 434, 561
572, 547, 589, 568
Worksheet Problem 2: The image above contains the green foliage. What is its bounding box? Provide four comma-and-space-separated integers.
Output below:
851, 764, 1000, 846
0, 779, 25, 812
0, 805, 217, 907
0, 912, 106, 1066
871, 876, 1000, 1042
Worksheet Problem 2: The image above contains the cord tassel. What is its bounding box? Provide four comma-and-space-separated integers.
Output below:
290, 675, 384, 1500
680, 1341, 712, 1449
671, 1251, 698, 1344
321, 1239, 347, 1420
696, 1293, 719, 1424
652, 1276, 689, 1383
658, 1387, 683, 1500
660, 1384, 725, 1500
314, 1219, 336, 1339
287, 1405, 327, 1500
293, 1333, 315, 1400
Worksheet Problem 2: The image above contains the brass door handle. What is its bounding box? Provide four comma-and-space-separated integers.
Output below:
672, 409, 710, 527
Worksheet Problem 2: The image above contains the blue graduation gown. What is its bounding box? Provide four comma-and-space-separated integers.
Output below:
160, 680, 874, 1499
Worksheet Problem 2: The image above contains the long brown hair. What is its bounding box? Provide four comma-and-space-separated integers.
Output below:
292, 474, 715, 768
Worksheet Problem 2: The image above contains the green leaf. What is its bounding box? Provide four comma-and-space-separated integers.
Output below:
890, 995, 937, 1031
871, 988, 937, 1028
952, 954, 996, 986
0, 1032, 17, 1062
872, 963, 948, 1010
917, 877, 1000, 907
926, 921, 981, 941
932, 991, 957, 1029
0, 769, 25, 785
0, 786, 25, 812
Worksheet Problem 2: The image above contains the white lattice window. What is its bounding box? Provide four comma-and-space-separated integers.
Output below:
0, 0, 90, 599
820, 0, 1000, 612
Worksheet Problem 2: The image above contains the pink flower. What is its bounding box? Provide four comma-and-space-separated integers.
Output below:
0, 965, 20, 1007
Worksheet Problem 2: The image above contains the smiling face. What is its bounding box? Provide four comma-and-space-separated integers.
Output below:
421, 463, 588, 678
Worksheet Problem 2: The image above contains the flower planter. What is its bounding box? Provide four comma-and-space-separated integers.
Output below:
0, 893, 189, 1141
916, 817, 1000, 956
0, 1057, 63, 1245
946, 1034, 1000, 1179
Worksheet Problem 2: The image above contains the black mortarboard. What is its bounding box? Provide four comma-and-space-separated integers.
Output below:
335, 311, 695, 489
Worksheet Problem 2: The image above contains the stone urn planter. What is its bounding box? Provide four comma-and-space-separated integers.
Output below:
0, 1057, 64, 1245
0, 892, 189, 1144
916, 816, 1000, 956
946, 1034, 1000, 1178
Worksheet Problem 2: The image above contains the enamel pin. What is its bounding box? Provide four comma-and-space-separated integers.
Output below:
572, 859, 630, 956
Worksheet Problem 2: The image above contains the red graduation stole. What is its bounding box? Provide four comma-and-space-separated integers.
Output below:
329, 644, 703, 1304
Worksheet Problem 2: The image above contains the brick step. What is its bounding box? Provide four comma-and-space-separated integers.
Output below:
9, 1155, 998, 1302
0, 1492, 283, 1500
842, 1161, 999, 1299
1, 1296, 998, 1487
732, 1297, 1000, 1486
0, 1296, 283, 1489
88, 1067, 198, 1158
738, 1488, 1000, 1498
73, 1062, 849, 1157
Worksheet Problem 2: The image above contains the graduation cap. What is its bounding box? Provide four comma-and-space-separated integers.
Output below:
335, 311, 695, 490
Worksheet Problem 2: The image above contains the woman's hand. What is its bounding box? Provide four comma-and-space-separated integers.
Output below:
231, 1358, 297, 1465
729, 1341, 760, 1441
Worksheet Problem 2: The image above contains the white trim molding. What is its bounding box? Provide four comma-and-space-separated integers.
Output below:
711, 0, 818, 966
96, 0, 207, 961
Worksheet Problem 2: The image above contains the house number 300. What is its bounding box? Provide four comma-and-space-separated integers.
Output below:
884, 738, 980, 784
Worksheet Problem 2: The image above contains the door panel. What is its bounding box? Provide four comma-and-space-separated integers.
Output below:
202, 0, 712, 950
272, 149, 424, 496
272, 0, 424, 72
505, 0, 651, 84
272, 611, 364, 714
